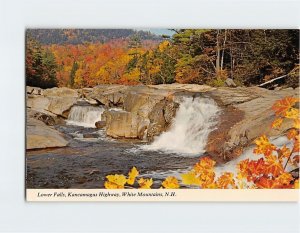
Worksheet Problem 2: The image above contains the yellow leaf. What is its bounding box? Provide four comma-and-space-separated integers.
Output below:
294, 179, 299, 189
287, 129, 298, 139
293, 118, 300, 129
194, 157, 216, 174
138, 178, 153, 189
271, 118, 283, 129
237, 159, 249, 179
216, 172, 236, 189
198, 170, 216, 188
127, 167, 139, 185
104, 174, 127, 189
181, 172, 201, 186
205, 182, 218, 189
275, 172, 293, 186
253, 135, 276, 156
162, 176, 180, 189
285, 108, 299, 119
265, 154, 284, 177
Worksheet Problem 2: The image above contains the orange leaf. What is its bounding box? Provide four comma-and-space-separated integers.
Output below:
216, 172, 236, 189
193, 157, 216, 174
287, 129, 298, 140
274, 172, 293, 186
198, 170, 216, 188
265, 154, 284, 177
255, 177, 276, 189
277, 145, 291, 163
247, 158, 266, 181
271, 118, 283, 129
237, 159, 249, 178
293, 139, 300, 153
272, 96, 298, 117
253, 135, 276, 156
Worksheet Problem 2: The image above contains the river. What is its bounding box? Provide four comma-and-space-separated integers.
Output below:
26, 97, 220, 189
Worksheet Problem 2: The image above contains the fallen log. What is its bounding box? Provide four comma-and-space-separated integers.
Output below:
257, 74, 288, 87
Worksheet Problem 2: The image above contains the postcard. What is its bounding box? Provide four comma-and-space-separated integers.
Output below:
25, 29, 299, 201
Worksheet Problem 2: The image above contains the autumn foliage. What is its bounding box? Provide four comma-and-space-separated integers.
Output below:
26, 29, 299, 89
48, 40, 148, 87
104, 96, 299, 189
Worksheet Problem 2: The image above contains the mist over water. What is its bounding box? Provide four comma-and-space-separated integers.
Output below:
142, 97, 220, 155
66, 105, 104, 128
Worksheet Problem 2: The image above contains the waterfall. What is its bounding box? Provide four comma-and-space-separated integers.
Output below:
66, 105, 105, 128
143, 97, 220, 155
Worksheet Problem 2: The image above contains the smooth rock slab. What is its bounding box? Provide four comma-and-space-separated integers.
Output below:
26, 118, 68, 149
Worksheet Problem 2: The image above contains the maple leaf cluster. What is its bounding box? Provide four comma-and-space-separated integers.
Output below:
104, 96, 299, 189
104, 166, 178, 189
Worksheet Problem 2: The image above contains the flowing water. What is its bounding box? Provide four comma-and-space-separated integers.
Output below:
26, 97, 220, 189
142, 97, 220, 155
66, 105, 105, 128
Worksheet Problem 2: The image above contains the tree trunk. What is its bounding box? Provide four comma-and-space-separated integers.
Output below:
216, 30, 221, 76
221, 29, 227, 71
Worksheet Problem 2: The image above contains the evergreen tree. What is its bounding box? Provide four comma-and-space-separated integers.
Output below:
26, 35, 58, 88
69, 61, 79, 87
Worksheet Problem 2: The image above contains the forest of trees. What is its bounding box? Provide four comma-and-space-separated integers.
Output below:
27, 29, 162, 45
26, 29, 299, 89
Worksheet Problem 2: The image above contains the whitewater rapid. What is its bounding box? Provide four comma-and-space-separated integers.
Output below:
142, 97, 220, 155
66, 105, 105, 128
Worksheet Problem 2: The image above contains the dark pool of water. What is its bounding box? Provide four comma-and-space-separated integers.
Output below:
26, 125, 201, 189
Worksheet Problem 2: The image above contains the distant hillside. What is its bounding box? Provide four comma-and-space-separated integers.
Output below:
26, 29, 162, 45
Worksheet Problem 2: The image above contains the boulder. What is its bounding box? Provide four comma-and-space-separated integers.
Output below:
95, 121, 106, 129
42, 87, 79, 98
225, 78, 237, 87
26, 84, 299, 163
46, 96, 78, 117
100, 86, 180, 140
33, 112, 56, 126
104, 109, 150, 139
85, 85, 129, 106
206, 86, 299, 162
26, 118, 68, 149
27, 86, 79, 118
27, 86, 43, 95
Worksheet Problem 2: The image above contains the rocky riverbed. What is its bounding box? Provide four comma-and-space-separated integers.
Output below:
26, 84, 299, 188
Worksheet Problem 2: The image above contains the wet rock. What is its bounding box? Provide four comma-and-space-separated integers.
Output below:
42, 87, 79, 98
33, 112, 56, 126
86, 85, 128, 106
206, 86, 299, 162
27, 86, 43, 95
26, 118, 68, 149
83, 133, 99, 138
105, 110, 146, 139
26, 84, 299, 164
27, 86, 79, 118
46, 96, 78, 117
95, 121, 106, 129
149, 83, 215, 92
103, 86, 180, 140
